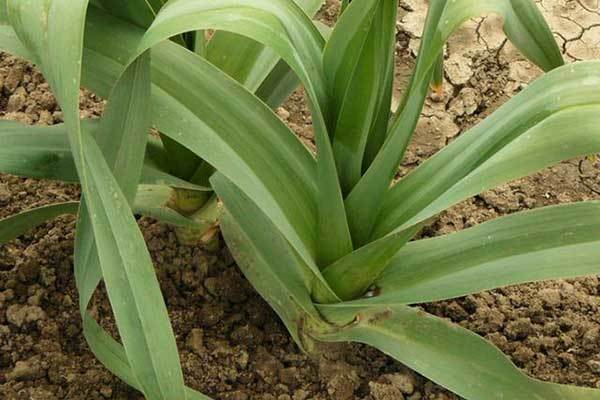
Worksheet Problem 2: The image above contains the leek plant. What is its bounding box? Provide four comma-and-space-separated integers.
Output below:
1, 0, 600, 399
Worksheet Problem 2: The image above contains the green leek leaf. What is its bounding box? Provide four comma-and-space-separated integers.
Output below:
0, 202, 79, 243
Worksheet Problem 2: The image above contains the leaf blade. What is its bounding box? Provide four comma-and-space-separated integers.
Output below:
6, 3, 186, 396
375, 61, 600, 238
370, 202, 600, 305
324, 0, 398, 195
316, 304, 600, 400
0, 202, 79, 243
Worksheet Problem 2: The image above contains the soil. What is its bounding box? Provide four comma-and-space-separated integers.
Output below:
2, 1, 600, 399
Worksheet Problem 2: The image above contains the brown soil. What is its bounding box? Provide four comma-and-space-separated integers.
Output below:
2, 1, 600, 399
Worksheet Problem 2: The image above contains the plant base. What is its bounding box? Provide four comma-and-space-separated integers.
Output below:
169, 190, 222, 248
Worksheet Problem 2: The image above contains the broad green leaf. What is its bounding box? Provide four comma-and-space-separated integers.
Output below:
406, 104, 600, 230
207, 34, 277, 92
94, 55, 152, 200
139, 0, 352, 266
206, 0, 324, 93
345, 1, 445, 246
159, 133, 204, 181
96, 0, 175, 31
323, 0, 379, 112
94, 0, 193, 184
169, 1, 325, 215
255, 19, 331, 109
504, 0, 564, 70
374, 62, 600, 238
0, 190, 198, 241
254, 58, 301, 108
366, 202, 600, 305
346, 0, 564, 246
75, 49, 154, 341
82, 315, 212, 400
362, 43, 395, 172
6, 2, 186, 396
322, 224, 421, 301
76, 54, 186, 400
0, 119, 206, 191
140, 0, 329, 116
213, 172, 339, 328
0, 121, 78, 182
316, 304, 600, 400
96, 0, 160, 28
0, 202, 79, 243
0, 186, 204, 234
75, 206, 209, 400
5, 1, 89, 138
0, 1, 6, 22
324, 0, 398, 195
